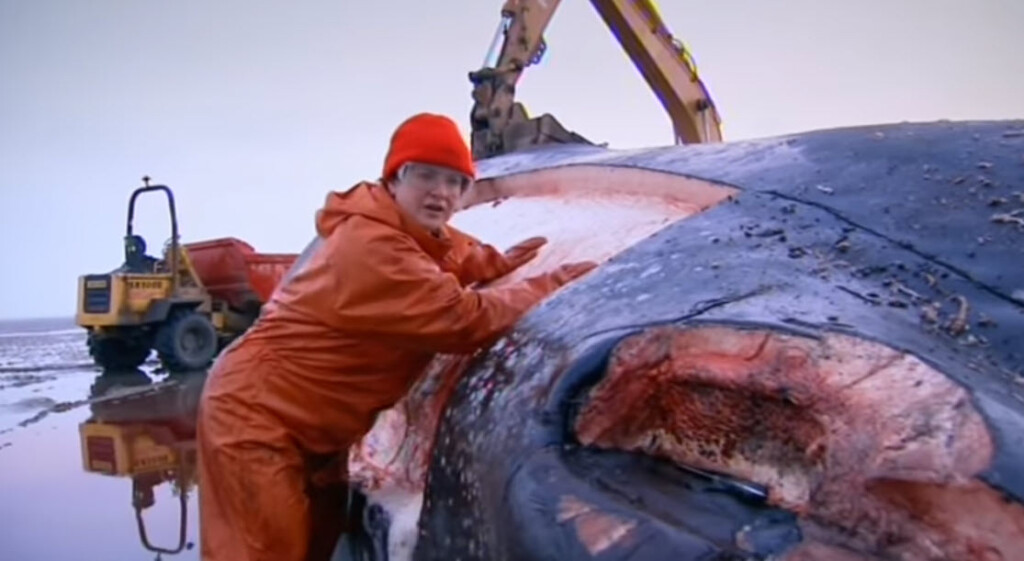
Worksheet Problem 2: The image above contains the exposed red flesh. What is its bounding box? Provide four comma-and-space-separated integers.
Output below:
575, 326, 1022, 560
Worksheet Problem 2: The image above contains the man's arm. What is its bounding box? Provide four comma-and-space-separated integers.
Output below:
456, 235, 548, 286
324, 222, 586, 354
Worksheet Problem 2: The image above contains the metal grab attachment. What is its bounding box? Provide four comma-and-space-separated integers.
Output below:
133, 478, 190, 559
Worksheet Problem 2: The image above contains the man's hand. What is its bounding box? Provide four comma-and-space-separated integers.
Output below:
504, 236, 548, 272
549, 261, 598, 287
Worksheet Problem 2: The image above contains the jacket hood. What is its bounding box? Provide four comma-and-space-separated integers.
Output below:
316, 182, 400, 237
315, 182, 454, 259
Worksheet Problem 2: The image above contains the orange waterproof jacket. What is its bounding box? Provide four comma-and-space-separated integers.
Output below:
202, 182, 567, 455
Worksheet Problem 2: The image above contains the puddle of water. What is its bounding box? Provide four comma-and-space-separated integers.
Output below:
0, 326, 202, 560
0, 401, 200, 560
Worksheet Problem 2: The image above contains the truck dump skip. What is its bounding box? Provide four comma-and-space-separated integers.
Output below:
184, 237, 297, 311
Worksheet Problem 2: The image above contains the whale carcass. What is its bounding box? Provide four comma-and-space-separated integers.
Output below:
344, 120, 1024, 561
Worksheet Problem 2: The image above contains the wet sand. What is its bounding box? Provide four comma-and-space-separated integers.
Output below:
0, 321, 200, 560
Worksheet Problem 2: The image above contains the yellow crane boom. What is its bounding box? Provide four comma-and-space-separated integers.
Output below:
469, 0, 723, 160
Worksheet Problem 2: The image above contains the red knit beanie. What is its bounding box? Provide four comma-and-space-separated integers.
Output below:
382, 113, 476, 181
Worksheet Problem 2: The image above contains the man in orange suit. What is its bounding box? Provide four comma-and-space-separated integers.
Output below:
196, 112, 596, 561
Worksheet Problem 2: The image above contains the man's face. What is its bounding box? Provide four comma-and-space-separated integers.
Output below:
389, 162, 471, 232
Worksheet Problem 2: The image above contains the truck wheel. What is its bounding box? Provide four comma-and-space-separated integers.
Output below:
155, 311, 218, 372
87, 332, 151, 371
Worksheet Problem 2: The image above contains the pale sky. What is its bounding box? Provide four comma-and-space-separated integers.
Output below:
1, 0, 1022, 320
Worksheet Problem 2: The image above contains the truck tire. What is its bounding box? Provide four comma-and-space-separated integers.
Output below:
87, 332, 151, 371
155, 311, 218, 373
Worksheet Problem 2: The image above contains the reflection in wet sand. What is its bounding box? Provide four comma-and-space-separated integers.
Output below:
0, 319, 206, 559
78, 369, 206, 559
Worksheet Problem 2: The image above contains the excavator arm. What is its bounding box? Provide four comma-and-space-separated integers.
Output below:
469, 0, 722, 160
591, 0, 722, 145
469, 0, 587, 160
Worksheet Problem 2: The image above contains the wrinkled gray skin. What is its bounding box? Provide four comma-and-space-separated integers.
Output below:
350, 121, 1024, 561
